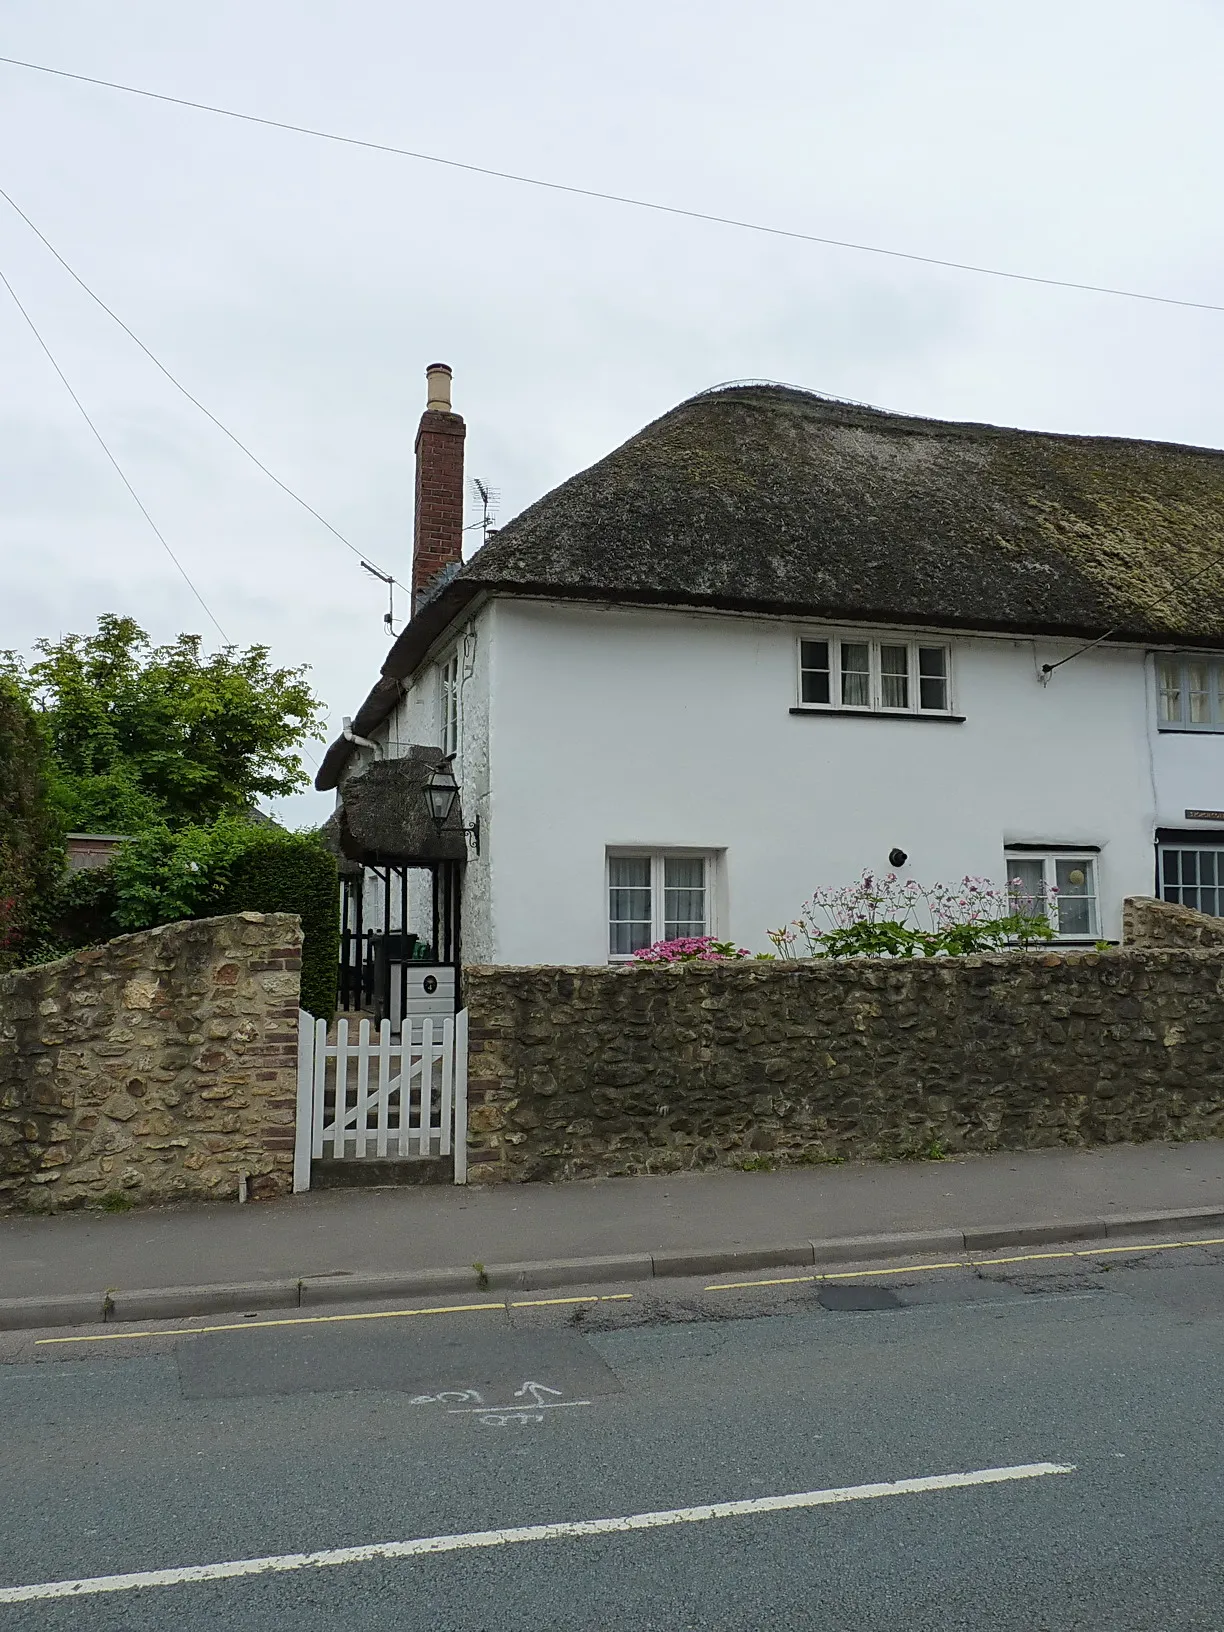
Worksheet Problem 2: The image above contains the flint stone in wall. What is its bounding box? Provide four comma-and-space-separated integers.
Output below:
0, 913, 302, 1213
464, 914, 1224, 1183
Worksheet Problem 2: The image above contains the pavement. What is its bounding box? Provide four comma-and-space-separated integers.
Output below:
3, 1138, 1224, 1327
4, 1238, 1224, 1629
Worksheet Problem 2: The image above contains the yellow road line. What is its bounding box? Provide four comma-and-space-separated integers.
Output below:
967, 1234, 1224, 1269
705, 1234, 1224, 1292
28, 1231, 1224, 1344
35, 1300, 505, 1346
707, 1263, 966, 1292
509, 1294, 634, 1308
1047, 1234, 1224, 1258
33, 1291, 638, 1347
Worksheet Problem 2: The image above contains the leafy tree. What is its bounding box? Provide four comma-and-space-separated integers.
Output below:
3, 614, 324, 833
0, 676, 64, 968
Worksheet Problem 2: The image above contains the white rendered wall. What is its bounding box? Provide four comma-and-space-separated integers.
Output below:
480, 601, 1163, 963
377, 603, 495, 961
1148, 650, 1224, 840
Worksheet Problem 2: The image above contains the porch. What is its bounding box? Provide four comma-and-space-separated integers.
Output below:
323, 748, 470, 1035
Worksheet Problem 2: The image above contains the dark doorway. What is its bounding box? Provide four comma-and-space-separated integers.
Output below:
338, 858, 462, 1026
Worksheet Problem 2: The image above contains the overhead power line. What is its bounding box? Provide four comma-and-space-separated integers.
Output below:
0, 184, 407, 598
2, 53, 1221, 315
0, 261, 229, 642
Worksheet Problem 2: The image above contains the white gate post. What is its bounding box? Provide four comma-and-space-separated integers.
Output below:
453, 1008, 469, 1185
293, 1009, 315, 1193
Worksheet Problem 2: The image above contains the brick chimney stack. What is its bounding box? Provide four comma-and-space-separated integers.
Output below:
412, 362, 466, 611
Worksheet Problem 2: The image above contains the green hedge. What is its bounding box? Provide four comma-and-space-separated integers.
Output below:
24, 818, 340, 1021
214, 833, 339, 1020
0, 676, 64, 970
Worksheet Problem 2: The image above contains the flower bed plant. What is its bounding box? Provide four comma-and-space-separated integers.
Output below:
632, 935, 752, 964
768, 871, 1055, 959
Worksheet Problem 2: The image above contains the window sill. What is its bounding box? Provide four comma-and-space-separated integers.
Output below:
1156, 726, 1224, 735
789, 707, 965, 723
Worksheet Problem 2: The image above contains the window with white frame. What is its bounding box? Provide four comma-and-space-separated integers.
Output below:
607, 852, 711, 957
1156, 655, 1224, 731
798, 636, 952, 714
439, 652, 459, 757
1004, 850, 1099, 939
1159, 844, 1224, 916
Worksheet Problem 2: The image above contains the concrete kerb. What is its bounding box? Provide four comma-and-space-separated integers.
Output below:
299, 1268, 480, 1306
4, 1205, 1224, 1332
108, 1281, 300, 1323
0, 1293, 109, 1332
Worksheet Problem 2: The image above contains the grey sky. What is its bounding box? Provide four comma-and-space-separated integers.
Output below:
3, 1, 1222, 827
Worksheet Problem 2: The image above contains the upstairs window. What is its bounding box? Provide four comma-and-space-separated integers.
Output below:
1157, 656, 1224, 731
440, 652, 459, 757
798, 637, 951, 715
1005, 850, 1099, 940
608, 852, 710, 958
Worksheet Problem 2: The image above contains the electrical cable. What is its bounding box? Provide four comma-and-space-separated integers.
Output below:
2, 54, 1221, 315
1, 245, 326, 782
0, 260, 230, 642
0, 184, 407, 597
1042, 547, 1224, 678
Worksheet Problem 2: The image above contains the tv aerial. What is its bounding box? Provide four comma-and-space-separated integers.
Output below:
360, 560, 398, 632
470, 478, 500, 546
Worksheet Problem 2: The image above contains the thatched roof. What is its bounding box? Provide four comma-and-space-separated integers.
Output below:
318, 384, 1224, 788
322, 750, 467, 864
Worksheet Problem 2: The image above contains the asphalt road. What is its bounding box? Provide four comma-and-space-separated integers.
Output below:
3, 1240, 1224, 1630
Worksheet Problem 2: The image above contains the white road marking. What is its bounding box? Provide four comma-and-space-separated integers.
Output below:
446, 1400, 592, 1413
0, 1461, 1073, 1604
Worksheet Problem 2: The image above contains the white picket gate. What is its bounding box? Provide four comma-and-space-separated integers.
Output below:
293, 1010, 468, 1191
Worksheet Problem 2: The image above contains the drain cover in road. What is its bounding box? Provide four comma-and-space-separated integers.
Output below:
177, 1321, 624, 1401
817, 1284, 903, 1312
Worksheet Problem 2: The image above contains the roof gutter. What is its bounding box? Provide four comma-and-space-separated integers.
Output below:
317, 567, 1208, 792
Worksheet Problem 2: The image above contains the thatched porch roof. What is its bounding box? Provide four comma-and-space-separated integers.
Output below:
322, 748, 468, 866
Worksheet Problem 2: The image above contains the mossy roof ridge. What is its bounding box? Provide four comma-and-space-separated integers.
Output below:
458, 385, 1224, 642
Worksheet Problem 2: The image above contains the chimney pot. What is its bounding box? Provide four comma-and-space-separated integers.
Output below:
425, 362, 453, 413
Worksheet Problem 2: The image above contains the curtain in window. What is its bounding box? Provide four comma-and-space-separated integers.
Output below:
1189, 663, 1211, 725
664, 856, 706, 939
1158, 660, 1182, 724
609, 857, 651, 954
1006, 859, 1046, 918
879, 645, 909, 709
840, 643, 870, 708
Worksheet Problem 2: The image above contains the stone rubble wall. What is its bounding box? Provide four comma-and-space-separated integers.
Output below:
463, 900, 1224, 1182
1122, 895, 1224, 950
0, 913, 302, 1213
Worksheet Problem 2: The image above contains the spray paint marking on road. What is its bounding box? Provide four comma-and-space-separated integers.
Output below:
0, 1461, 1074, 1603
407, 1381, 594, 1428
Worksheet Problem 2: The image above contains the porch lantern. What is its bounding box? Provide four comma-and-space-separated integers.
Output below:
425, 760, 460, 830
424, 759, 480, 854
